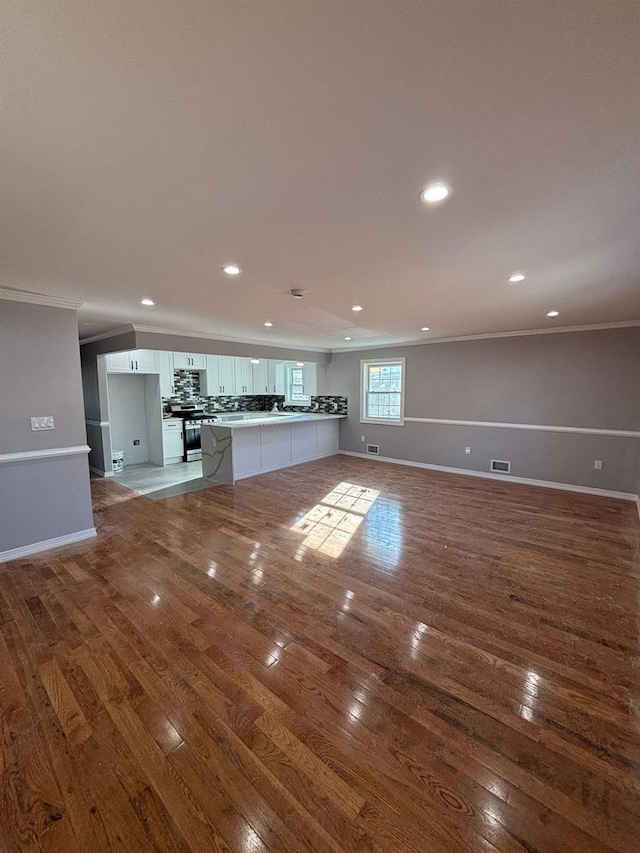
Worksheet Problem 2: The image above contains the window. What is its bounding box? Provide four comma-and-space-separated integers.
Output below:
361, 358, 405, 425
285, 363, 311, 406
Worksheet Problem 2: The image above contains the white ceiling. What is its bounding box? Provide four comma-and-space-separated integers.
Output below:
2, 1, 639, 351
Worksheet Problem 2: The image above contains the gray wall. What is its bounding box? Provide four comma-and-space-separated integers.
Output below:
328, 327, 640, 495
0, 300, 94, 556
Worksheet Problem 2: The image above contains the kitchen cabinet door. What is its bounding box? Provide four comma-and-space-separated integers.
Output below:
235, 358, 253, 395
302, 362, 317, 396
132, 350, 159, 372
251, 359, 269, 394
267, 359, 278, 394
163, 423, 184, 462
201, 355, 220, 396
159, 351, 174, 398
106, 351, 134, 372
190, 353, 206, 369
215, 356, 234, 395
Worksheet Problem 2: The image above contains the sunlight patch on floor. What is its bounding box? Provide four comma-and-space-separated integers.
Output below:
291, 482, 381, 559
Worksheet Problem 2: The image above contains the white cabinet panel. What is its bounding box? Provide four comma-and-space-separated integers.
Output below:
303, 362, 317, 396
106, 350, 159, 373
159, 351, 174, 398
291, 422, 316, 461
251, 359, 269, 394
162, 421, 183, 462
201, 355, 220, 396
235, 358, 252, 395
218, 356, 235, 395
267, 360, 278, 394
316, 419, 339, 455
232, 427, 262, 476
260, 424, 292, 469
173, 352, 206, 369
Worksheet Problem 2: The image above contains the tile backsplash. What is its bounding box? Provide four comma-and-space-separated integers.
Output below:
166, 370, 347, 415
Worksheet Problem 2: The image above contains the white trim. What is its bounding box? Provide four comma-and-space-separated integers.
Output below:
331, 319, 640, 353
361, 357, 406, 426
0, 287, 84, 310
234, 450, 338, 482
85, 419, 110, 427
89, 466, 114, 478
403, 417, 640, 438
340, 450, 638, 501
79, 325, 135, 345
0, 528, 97, 563
636, 496, 640, 522
0, 445, 91, 465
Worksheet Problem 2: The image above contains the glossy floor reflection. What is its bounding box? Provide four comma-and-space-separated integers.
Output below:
1, 455, 639, 852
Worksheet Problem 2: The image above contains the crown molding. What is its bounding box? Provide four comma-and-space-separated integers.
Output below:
130, 324, 332, 353
329, 319, 640, 353
0, 287, 84, 310
79, 325, 135, 345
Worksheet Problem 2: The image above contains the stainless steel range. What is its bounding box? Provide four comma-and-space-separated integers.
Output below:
168, 404, 218, 462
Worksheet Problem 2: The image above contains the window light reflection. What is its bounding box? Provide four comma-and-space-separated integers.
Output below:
290, 482, 381, 559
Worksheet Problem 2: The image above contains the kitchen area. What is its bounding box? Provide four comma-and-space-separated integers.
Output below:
86, 348, 347, 498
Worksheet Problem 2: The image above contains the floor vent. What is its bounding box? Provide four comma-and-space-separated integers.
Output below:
491, 459, 511, 474
366, 444, 380, 455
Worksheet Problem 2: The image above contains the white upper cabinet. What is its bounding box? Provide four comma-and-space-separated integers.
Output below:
106, 349, 159, 374
158, 351, 174, 398
303, 361, 317, 396
235, 357, 253, 395
251, 359, 269, 394
173, 352, 206, 369
267, 359, 278, 395
218, 356, 236, 395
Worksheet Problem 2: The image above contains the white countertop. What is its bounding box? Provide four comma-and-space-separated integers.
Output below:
200, 413, 345, 429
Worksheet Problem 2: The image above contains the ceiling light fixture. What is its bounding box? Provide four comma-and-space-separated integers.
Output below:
344, 336, 352, 341
420, 182, 451, 203
222, 264, 241, 276
140, 298, 155, 306
296, 362, 304, 367
421, 326, 430, 332
352, 305, 363, 312
251, 358, 260, 364
508, 273, 526, 283
547, 310, 560, 318
263, 321, 273, 327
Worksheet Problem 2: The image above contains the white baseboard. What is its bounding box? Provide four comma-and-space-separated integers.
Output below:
339, 451, 638, 502
234, 450, 339, 482
0, 527, 97, 563
636, 496, 640, 521
89, 466, 114, 478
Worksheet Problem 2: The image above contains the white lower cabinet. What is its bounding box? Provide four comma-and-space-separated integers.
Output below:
316, 418, 340, 456
291, 421, 317, 461
260, 424, 292, 470
162, 421, 184, 464
231, 427, 263, 477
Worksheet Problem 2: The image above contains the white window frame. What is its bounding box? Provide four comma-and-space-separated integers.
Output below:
284, 363, 311, 407
360, 357, 406, 426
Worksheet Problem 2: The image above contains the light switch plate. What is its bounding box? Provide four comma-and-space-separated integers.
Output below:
31, 416, 55, 431
594, 460, 603, 470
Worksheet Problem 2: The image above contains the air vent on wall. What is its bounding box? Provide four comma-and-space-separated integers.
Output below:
366, 444, 380, 455
491, 459, 511, 474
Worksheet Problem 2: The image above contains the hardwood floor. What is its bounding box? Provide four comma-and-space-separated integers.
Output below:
1, 456, 639, 852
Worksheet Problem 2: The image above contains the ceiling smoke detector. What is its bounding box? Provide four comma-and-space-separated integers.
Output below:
290, 288, 306, 299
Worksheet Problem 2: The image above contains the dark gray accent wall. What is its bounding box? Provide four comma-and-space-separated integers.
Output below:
328, 327, 640, 495
0, 300, 94, 555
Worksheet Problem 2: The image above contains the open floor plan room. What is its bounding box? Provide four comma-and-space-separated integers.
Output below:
1, 457, 639, 853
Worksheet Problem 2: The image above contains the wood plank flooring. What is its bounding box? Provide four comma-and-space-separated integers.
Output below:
1, 455, 639, 852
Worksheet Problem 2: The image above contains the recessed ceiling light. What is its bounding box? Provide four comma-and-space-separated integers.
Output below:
547, 310, 560, 318
352, 305, 363, 312
420, 183, 451, 203
140, 298, 155, 306
263, 321, 273, 327
344, 336, 352, 341
250, 358, 260, 364
222, 264, 241, 276
421, 326, 430, 332
508, 273, 526, 283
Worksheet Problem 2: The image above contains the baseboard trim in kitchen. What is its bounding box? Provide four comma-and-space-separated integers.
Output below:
339, 451, 638, 502
90, 466, 114, 478
0, 527, 97, 563
234, 450, 339, 482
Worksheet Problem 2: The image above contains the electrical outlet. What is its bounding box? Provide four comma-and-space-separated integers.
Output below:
594, 460, 603, 470
133, 439, 141, 446
360, 435, 366, 442
30, 416, 55, 431
465, 446, 471, 455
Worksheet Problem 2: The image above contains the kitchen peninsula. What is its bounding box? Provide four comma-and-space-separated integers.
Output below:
201, 413, 343, 484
